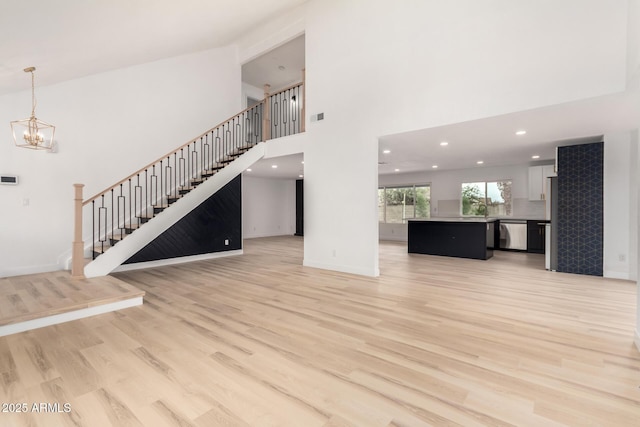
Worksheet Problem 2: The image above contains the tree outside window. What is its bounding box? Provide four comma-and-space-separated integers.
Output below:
379, 185, 430, 223
461, 181, 512, 216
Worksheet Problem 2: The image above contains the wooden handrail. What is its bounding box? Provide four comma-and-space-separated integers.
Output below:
269, 81, 303, 96
83, 101, 264, 205
83, 81, 304, 206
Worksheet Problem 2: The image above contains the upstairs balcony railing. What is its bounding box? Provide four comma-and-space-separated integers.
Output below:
71, 73, 305, 278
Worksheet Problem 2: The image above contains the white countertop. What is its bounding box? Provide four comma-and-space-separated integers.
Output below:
408, 217, 498, 223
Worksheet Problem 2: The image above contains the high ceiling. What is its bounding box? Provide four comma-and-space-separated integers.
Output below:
242, 35, 305, 91
0, 0, 307, 96
2, 1, 638, 180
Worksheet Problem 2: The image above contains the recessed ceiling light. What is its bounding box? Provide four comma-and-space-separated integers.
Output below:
246, 168, 252, 172
532, 155, 540, 159
383, 149, 391, 154
516, 130, 527, 135
477, 161, 484, 165
432, 165, 438, 169
394, 168, 400, 172
440, 141, 449, 146
301, 161, 304, 164
272, 165, 278, 168
299, 174, 303, 178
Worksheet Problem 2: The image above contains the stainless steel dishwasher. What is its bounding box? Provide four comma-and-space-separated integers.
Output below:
499, 220, 527, 250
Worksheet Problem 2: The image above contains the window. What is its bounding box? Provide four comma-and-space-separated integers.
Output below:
461, 181, 512, 216
379, 185, 430, 223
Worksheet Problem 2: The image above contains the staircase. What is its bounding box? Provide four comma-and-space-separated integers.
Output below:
71, 80, 304, 278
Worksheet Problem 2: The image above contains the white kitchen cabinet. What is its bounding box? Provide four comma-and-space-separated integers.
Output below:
528, 165, 556, 201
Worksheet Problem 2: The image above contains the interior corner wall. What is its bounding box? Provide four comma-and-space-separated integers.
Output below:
628, 0, 640, 90
604, 132, 634, 280
635, 129, 640, 350
630, 130, 639, 283
242, 175, 296, 238
0, 46, 241, 277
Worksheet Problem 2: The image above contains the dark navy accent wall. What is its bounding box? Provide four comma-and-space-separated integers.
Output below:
557, 142, 603, 276
124, 175, 242, 264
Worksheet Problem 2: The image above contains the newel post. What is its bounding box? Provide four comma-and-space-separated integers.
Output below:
71, 183, 85, 279
263, 84, 271, 141
301, 68, 306, 132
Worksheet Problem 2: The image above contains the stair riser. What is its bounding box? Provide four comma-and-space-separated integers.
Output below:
87, 143, 260, 265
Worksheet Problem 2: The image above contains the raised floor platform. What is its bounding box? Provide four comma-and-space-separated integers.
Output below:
0, 270, 144, 336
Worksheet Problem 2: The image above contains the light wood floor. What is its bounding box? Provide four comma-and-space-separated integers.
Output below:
0, 236, 638, 426
0, 271, 144, 327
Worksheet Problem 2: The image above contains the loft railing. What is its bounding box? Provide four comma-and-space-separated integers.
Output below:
71, 75, 305, 278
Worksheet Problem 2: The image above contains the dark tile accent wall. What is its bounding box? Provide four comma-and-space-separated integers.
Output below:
557, 142, 603, 276
295, 179, 304, 236
124, 175, 242, 264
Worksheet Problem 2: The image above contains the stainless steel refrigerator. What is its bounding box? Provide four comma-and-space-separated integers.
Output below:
545, 176, 558, 271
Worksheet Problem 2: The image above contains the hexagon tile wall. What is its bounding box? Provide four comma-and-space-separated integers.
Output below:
557, 142, 604, 276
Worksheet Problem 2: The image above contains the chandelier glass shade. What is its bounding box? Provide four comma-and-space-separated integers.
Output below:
10, 67, 55, 150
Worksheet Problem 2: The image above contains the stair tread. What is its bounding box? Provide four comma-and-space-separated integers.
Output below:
89, 154, 241, 260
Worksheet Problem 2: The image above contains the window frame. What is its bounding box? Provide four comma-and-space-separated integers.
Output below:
460, 180, 513, 217
378, 183, 431, 224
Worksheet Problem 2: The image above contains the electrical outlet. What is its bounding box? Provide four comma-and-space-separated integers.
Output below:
224, 239, 229, 246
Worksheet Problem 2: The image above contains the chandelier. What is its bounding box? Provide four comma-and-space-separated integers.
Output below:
10, 67, 56, 150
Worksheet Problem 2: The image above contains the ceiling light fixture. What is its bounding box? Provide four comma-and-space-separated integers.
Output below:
394, 168, 400, 172
271, 165, 278, 168
246, 168, 252, 172
11, 67, 56, 150
299, 175, 303, 178
532, 155, 540, 159
477, 161, 484, 165
383, 149, 391, 154
440, 141, 448, 146
432, 165, 438, 169
516, 130, 527, 135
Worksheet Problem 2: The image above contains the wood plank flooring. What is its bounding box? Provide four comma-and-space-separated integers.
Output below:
0, 271, 144, 327
0, 236, 638, 426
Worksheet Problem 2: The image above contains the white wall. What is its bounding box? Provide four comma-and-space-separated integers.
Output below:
0, 46, 241, 277
604, 132, 636, 280
378, 163, 549, 241
299, 0, 628, 277
242, 175, 296, 238
242, 82, 265, 109
635, 130, 640, 349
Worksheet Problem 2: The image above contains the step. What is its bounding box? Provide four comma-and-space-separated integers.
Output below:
124, 222, 142, 233
152, 204, 170, 214
167, 194, 183, 204
178, 185, 197, 195
92, 242, 112, 258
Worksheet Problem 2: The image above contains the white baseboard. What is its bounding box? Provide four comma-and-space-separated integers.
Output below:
113, 250, 243, 273
303, 259, 380, 277
0, 297, 143, 337
603, 270, 631, 280
0, 263, 62, 279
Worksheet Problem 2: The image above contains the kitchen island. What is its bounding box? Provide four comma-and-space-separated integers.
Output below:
408, 217, 496, 260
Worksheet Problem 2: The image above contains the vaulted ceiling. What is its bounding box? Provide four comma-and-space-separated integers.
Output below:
0, 0, 307, 96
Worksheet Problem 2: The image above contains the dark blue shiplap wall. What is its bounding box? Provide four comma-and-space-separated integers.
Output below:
124, 175, 242, 264
557, 142, 603, 276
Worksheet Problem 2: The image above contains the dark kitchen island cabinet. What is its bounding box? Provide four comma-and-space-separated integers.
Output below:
408, 218, 496, 260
